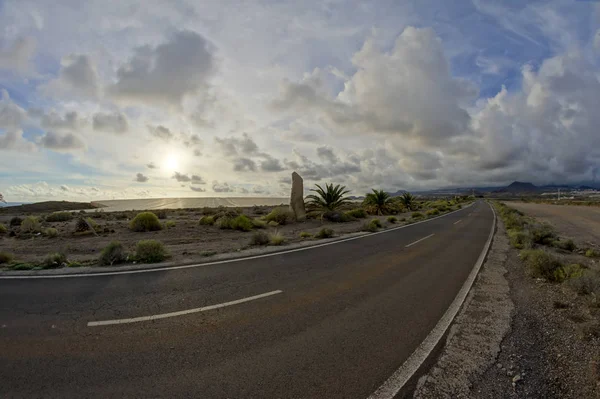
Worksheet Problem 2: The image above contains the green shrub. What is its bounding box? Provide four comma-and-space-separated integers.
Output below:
68, 261, 84, 268
0, 223, 7, 235
201, 251, 217, 257
164, 220, 176, 229
265, 207, 294, 225
346, 209, 367, 219
530, 224, 557, 245
387, 216, 398, 224
217, 217, 232, 229
552, 239, 576, 252
315, 228, 334, 239
42, 252, 67, 269
585, 249, 600, 258
508, 230, 532, 249
46, 211, 72, 222
267, 221, 279, 227
100, 241, 127, 266
21, 216, 41, 234
252, 219, 267, 229
155, 210, 168, 220
426, 209, 440, 216
250, 231, 270, 246
135, 240, 168, 263
570, 271, 600, 295
520, 249, 563, 282
299, 232, 312, 239
552, 264, 584, 283
363, 219, 382, 232
269, 232, 286, 245
411, 212, 424, 219
44, 228, 58, 238
229, 215, 254, 231
0, 251, 13, 264
130, 212, 162, 232
9, 216, 22, 227
199, 215, 215, 226
323, 211, 351, 223
10, 263, 35, 270
201, 207, 217, 215
75, 217, 91, 232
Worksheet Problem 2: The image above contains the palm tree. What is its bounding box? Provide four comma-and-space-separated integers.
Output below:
305, 183, 350, 212
399, 192, 416, 211
363, 189, 393, 215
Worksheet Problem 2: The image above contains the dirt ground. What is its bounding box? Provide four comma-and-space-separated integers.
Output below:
509, 202, 600, 248
0, 205, 427, 268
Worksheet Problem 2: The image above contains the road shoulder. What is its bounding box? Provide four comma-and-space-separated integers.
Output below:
413, 216, 514, 398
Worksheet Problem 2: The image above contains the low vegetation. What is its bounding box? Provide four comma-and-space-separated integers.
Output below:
265, 207, 294, 225
130, 212, 162, 232
199, 215, 215, 226
363, 189, 394, 215
135, 240, 168, 263
346, 208, 367, 219
21, 216, 41, 234
299, 232, 312, 239
9, 216, 23, 227
250, 231, 269, 246
269, 232, 285, 245
508, 230, 532, 249
44, 228, 58, 238
42, 252, 68, 269
100, 241, 127, 266
387, 216, 398, 223
46, 211, 72, 222
315, 228, 334, 239
520, 249, 565, 282
0, 251, 14, 264
570, 271, 600, 295
585, 249, 600, 258
411, 212, 424, 219
426, 208, 440, 216
0, 223, 7, 235
164, 220, 176, 229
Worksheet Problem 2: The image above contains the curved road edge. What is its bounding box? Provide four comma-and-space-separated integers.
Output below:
0, 202, 475, 279
367, 201, 497, 399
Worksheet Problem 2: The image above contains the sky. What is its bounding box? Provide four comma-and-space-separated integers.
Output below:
1, 0, 600, 202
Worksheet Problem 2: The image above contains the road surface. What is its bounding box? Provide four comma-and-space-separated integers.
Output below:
0, 201, 494, 398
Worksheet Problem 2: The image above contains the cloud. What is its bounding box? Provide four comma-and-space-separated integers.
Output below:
316, 145, 338, 164
108, 30, 215, 108
93, 112, 129, 134
0, 89, 26, 129
214, 133, 258, 156
42, 54, 99, 98
190, 186, 206, 192
212, 180, 234, 192
148, 125, 174, 141
260, 156, 285, 172
146, 162, 157, 169
172, 172, 191, 182
60, 185, 69, 191
182, 133, 202, 147
37, 132, 85, 151
0, 130, 36, 152
135, 173, 149, 182
0, 36, 36, 75
233, 157, 257, 172
191, 175, 205, 184
273, 27, 477, 145
41, 111, 82, 131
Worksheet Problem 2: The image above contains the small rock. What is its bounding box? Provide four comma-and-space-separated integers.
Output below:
507, 370, 514, 377
496, 363, 503, 369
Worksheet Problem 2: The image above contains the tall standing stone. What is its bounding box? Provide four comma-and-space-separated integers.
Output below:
289, 172, 306, 221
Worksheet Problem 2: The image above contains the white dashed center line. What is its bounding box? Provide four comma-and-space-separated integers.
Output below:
405, 234, 435, 248
87, 290, 283, 327
454, 219, 462, 225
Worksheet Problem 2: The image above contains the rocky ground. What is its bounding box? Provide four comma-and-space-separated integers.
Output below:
0, 202, 461, 270
414, 202, 600, 398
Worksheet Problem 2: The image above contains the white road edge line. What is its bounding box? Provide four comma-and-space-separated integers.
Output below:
366, 202, 496, 399
405, 234, 434, 248
87, 290, 283, 327
453, 219, 462, 225
1, 203, 476, 279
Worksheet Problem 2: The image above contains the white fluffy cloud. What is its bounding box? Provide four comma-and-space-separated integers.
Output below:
41, 54, 99, 98
93, 112, 128, 134
0, 36, 36, 75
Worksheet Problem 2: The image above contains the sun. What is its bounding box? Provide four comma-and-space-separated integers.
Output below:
163, 154, 179, 171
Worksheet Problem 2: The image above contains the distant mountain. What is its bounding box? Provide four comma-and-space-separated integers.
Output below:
389, 190, 408, 197
493, 181, 539, 194
578, 185, 595, 190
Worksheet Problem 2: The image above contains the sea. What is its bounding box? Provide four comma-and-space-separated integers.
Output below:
92, 197, 289, 212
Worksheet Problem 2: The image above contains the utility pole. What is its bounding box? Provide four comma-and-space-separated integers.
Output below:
557, 188, 560, 201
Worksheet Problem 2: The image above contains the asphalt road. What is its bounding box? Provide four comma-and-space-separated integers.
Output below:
0, 201, 494, 399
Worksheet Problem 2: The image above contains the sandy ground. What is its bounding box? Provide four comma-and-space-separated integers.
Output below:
415, 203, 600, 398
0, 206, 419, 268
509, 202, 600, 247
